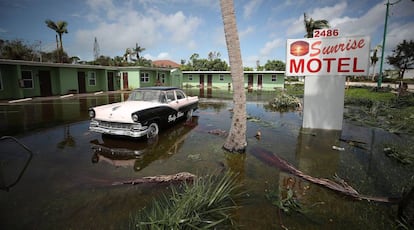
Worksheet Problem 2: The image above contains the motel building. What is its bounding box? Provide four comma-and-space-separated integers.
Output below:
0, 59, 285, 101
182, 70, 285, 91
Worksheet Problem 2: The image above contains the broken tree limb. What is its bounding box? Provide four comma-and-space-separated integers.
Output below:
111, 172, 196, 186
250, 146, 400, 203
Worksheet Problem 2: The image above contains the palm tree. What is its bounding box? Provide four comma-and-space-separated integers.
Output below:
133, 43, 145, 60
220, 0, 247, 153
370, 45, 381, 81
303, 13, 329, 38
45, 19, 68, 62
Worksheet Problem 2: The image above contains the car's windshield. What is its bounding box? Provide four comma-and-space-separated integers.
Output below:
128, 90, 165, 102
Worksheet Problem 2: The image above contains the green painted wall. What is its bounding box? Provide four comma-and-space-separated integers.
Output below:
59, 68, 79, 94
182, 72, 285, 90
0, 64, 21, 99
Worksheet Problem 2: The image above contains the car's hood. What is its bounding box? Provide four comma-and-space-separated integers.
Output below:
93, 101, 161, 123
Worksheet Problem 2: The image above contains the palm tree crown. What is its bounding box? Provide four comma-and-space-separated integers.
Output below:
303, 13, 329, 38
45, 19, 68, 51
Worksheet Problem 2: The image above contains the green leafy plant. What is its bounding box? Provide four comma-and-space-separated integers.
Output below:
131, 172, 244, 229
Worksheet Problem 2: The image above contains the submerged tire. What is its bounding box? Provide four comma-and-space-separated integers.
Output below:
146, 122, 159, 139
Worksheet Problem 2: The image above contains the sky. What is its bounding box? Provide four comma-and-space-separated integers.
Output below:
1, 0, 414, 70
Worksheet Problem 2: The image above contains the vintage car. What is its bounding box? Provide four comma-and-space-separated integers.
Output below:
88, 87, 198, 138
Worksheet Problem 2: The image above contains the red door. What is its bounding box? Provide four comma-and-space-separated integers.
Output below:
257, 74, 263, 89
107, 72, 114, 91
207, 74, 212, 88
39, 70, 52, 96
122, 72, 128, 89
77, 72, 86, 93
248, 74, 253, 89
199, 74, 204, 88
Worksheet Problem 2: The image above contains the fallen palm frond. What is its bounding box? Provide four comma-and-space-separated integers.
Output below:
131, 172, 244, 230
251, 146, 400, 203
111, 172, 196, 186
384, 145, 414, 165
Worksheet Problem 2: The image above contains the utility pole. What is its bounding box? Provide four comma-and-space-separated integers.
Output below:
377, 0, 402, 88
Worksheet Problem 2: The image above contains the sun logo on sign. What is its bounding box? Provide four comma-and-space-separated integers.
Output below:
290, 41, 309, 56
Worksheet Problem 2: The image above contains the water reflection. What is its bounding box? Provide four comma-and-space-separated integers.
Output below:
0, 136, 33, 191
0, 93, 130, 136
90, 117, 198, 171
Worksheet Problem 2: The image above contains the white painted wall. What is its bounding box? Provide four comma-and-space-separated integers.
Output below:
302, 76, 346, 130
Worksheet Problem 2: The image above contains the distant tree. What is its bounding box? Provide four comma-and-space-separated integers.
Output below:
133, 43, 145, 60
113, 56, 125, 66
181, 52, 228, 71
45, 19, 68, 62
220, 0, 247, 153
0, 39, 35, 60
95, 55, 113, 66
264, 60, 285, 71
70, 56, 80, 64
208, 51, 221, 60
244, 67, 254, 71
387, 40, 414, 79
370, 45, 381, 81
124, 48, 133, 62
303, 13, 329, 38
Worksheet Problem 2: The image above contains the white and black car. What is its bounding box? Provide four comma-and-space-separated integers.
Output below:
88, 87, 199, 139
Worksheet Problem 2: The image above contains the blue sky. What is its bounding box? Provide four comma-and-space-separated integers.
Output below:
1, 0, 413, 69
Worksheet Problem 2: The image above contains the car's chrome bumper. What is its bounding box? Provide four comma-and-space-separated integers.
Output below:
89, 119, 148, 138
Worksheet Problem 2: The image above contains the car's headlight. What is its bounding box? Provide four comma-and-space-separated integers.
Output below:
89, 109, 95, 118
131, 113, 139, 122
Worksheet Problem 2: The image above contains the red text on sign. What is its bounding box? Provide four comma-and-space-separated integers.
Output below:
310, 38, 366, 57
289, 57, 365, 74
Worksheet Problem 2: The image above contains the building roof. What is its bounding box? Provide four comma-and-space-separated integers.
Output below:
152, 60, 181, 68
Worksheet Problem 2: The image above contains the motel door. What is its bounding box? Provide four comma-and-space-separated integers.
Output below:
257, 74, 263, 89
77, 72, 86, 93
107, 72, 114, 91
122, 72, 129, 89
39, 70, 52, 96
207, 74, 212, 88
199, 74, 204, 88
248, 74, 254, 89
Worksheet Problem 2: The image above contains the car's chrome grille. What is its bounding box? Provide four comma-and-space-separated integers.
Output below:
98, 121, 131, 129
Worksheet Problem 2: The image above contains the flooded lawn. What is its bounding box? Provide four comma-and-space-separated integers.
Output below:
0, 90, 413, 229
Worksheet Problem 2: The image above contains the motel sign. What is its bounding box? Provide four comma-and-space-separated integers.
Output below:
286, 36, 370, 76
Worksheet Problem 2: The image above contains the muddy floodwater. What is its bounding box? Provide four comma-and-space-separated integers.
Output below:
0, 90, 413, 229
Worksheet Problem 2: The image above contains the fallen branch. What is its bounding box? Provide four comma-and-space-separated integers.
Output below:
250, 146, 400, 203
111, 172, 196, 186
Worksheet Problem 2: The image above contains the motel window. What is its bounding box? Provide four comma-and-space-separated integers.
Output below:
0, 71, 3, 90
141, 72, 149, 82
271, 74, 277, 82
188, 75, 193, 81
219, 74, 224, 81
88, 71, 96, 86
21, 70, 33, 88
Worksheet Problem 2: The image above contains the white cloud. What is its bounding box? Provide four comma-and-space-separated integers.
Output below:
243, 0, 263, 19
71, 0, 202, 60
239, 26, 255, 39
259, 38, 283, 57
286, 2, 348, 37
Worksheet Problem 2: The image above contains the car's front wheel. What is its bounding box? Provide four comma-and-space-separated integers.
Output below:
147, 122, 159, 139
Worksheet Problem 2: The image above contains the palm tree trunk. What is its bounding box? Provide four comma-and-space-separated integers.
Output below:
220, 0, 247, 153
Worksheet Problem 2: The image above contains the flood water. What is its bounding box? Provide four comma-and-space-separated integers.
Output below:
0, 90, 413, 229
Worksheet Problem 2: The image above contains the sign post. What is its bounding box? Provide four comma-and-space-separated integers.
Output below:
286, 33, 370, 130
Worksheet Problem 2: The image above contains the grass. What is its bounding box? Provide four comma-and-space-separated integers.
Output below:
130, 172, 244, 230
